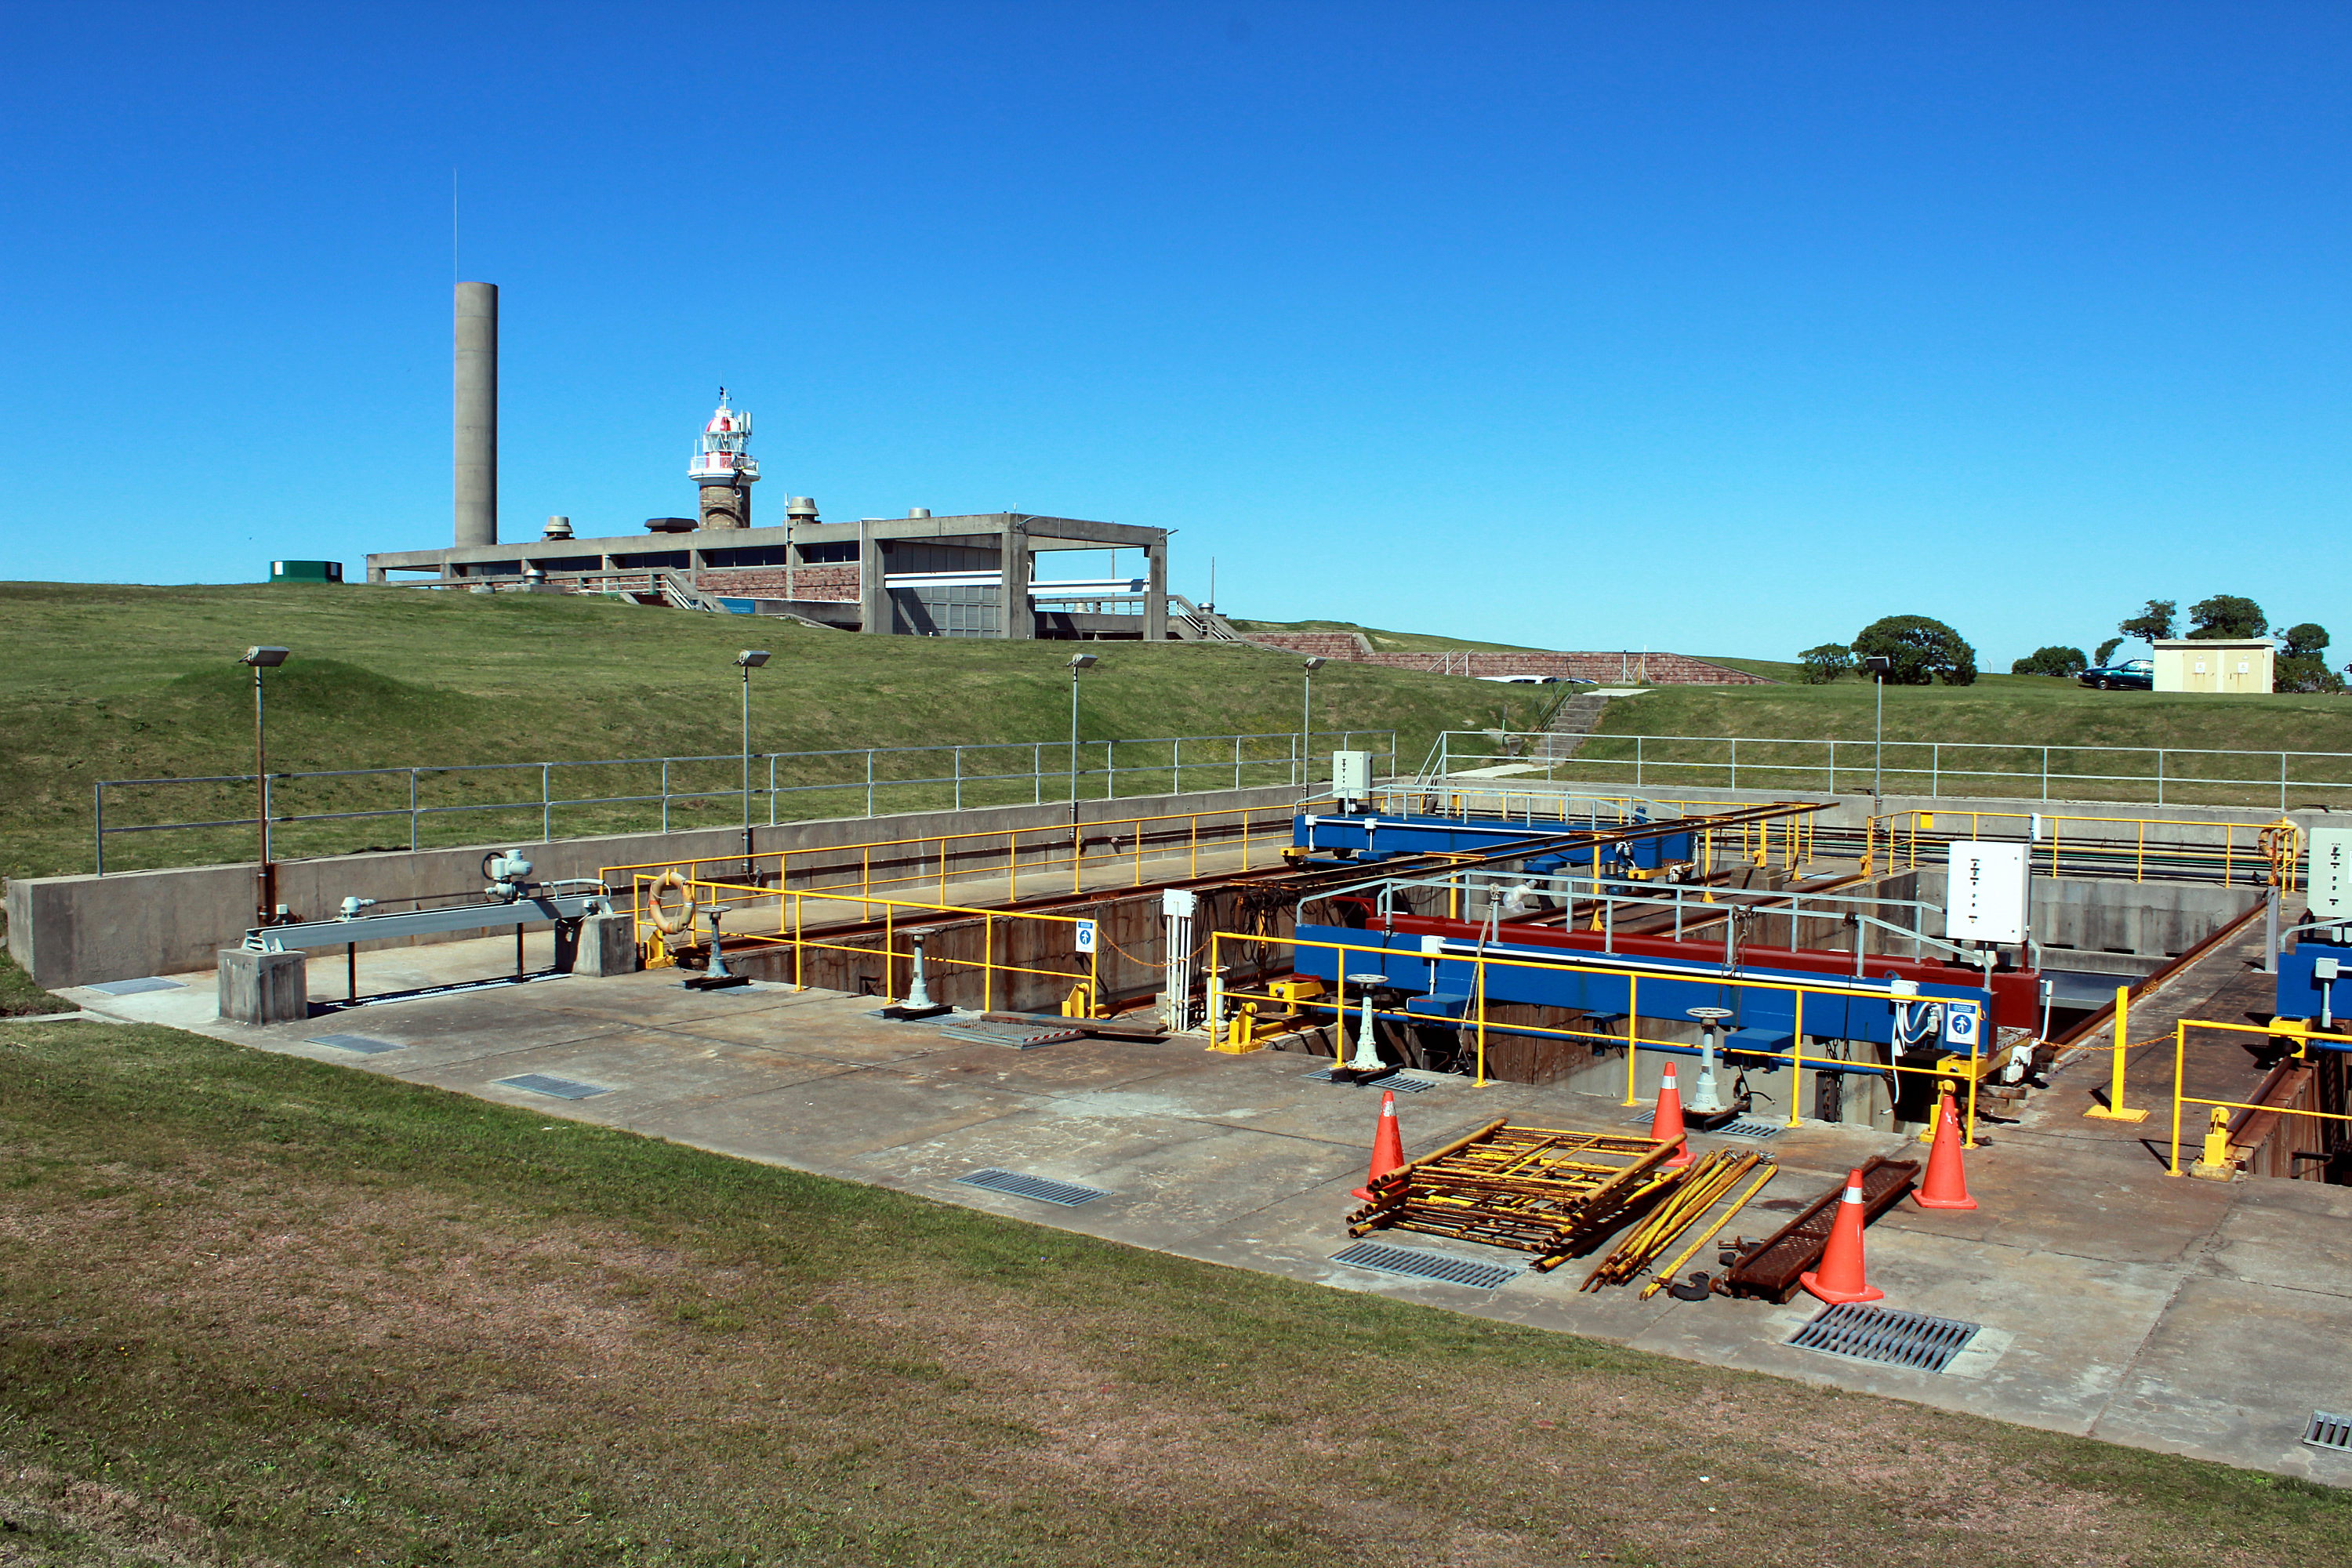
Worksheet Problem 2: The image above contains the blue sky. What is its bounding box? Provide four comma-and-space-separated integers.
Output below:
2, 2, 2346, 665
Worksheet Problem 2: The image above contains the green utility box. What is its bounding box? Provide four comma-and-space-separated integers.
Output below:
268, 560, 343, 584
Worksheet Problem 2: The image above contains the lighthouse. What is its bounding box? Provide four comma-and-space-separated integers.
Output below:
688, 389, 760, 529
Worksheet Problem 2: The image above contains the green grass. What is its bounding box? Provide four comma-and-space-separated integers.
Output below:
0, 583, 1573, 884
1552, 670, 2352, 808
0, 1016, 2345, 1565
0, 948, 66, 1018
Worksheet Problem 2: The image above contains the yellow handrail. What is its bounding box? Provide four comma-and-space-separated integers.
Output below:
1214, 931, 1991, 1142
1865, 807, 2299, 887
604, 801, 1295, 910
2168, 1017, 2352, 1175
632, 874, 1106, 1017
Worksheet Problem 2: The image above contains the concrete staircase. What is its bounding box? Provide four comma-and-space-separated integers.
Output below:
1535, 691, 1614, 760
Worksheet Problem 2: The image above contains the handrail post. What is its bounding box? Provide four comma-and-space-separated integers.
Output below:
1473, 954, 1489, 1088
1788, 993, 1804, 1127
2169, 1022, 2187, 1174
1622, 975, 1640, 1105
93, 783, 103, 876
409, 769, 420, 851
542, 762, 552, 842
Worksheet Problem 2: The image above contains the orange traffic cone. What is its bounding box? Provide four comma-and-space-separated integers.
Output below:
1915, 1084, 1978, 1210
1352, 1090, 1406, 1200
1800, 1167, 1885, 1304
1650, 1064, 1693, 1169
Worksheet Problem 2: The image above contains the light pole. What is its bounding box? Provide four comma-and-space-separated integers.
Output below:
240, 645, 290, 924
1864, 655, 1892, 800
736, 649, 770, 876
1301, 656, 1325, 787
1067, 652, 1097, 841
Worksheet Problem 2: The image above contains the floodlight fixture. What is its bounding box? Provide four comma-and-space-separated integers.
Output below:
1067, 652, 1098, 670
735, 649, 771, 668
241, 645, 290, 668
1303, 656, 1326, 672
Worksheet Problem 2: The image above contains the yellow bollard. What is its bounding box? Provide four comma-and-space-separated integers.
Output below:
2084, 985, 2150, 1123
2189, 1106, 2238, 1181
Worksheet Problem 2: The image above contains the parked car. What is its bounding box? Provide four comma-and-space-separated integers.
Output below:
2078, 658, 2154, 691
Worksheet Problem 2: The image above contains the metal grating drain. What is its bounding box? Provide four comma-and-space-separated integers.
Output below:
1299, 1068, 1436, 1092
495, 1073, 612, 1101
938, 1022, 1085, 1049
307, 1033, 403, 1055
953, 1168, 1109, 1206
1331, 1241, 1519, 1290
1789, 1303, 1983, 1372
1621, 1111, 1779, 1138
1719, 1118, 1782, 1140
2304, 1411, 2352, 1453
89, 977, 183, 996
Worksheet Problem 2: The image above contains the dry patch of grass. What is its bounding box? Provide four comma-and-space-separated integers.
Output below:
0, 1020, 2344, 1566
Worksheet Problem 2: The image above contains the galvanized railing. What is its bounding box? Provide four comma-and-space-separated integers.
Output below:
92, 728, 1397, 875
1423, 730, 2352, 810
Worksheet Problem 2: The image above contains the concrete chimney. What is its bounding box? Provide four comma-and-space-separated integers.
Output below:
454, 281, 498, 546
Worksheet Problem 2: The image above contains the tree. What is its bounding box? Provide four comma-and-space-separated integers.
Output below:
2283, 622, 2331, 658
2118, 600, 2176, 644
1796, 643, 1853, 684
1852, 615, 1977, 686
2275, 655, 2343, 695
2094, 636, 2124, 665
2186, 593, 2267, 640
2010, 645, 2089, 677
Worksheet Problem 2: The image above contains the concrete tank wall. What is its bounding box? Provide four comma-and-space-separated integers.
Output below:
5, 782, 1305, 990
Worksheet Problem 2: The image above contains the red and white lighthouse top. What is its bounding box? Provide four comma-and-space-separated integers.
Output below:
689, 388, 760, 485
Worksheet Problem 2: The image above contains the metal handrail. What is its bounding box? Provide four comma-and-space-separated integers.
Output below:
1425, 729, 2352, 810
604, 801, 1298, 907
1864, 808, 2299, 888
638, 875, 1104, 1016
1212, 929, 1990, 1139
91, 728, 1398, 874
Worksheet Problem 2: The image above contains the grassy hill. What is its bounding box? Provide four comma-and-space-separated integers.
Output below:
1568, 671, 2352, 808
1228, 617, 1548, 653
0, 583, 1573, 885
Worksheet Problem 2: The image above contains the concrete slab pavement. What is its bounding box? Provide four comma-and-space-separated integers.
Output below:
49, 932, 2352, 1484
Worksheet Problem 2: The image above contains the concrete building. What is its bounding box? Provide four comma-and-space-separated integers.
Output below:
2153, 637, 2274, 694
372, 293, 1208, 638
365, 510, 1200, 640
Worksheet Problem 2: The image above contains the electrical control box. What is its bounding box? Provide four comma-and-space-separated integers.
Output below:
1331, 750, 1373, 801
2310, 828, 2352, 920
1945, 840, 2028, 943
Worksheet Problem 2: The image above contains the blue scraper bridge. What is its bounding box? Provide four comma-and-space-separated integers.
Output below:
1240, 798, 2047, 1137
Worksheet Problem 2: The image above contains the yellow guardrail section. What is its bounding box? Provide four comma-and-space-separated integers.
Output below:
2167, 1018, 2352, 1176
1361, 786, 1821, 876
1865, 808, 2299, 887
604, 802, 1298, 912
1210, 931, 1991, 1143
625, 874, 1105, 1017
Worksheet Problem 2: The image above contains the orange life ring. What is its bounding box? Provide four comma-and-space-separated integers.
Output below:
648, 869, 699, 935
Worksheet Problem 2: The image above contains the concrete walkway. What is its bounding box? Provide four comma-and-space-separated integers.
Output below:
51, 931, 2352, 1486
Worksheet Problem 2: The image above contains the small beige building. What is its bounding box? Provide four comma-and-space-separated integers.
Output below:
2152, 638, 2274, 694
